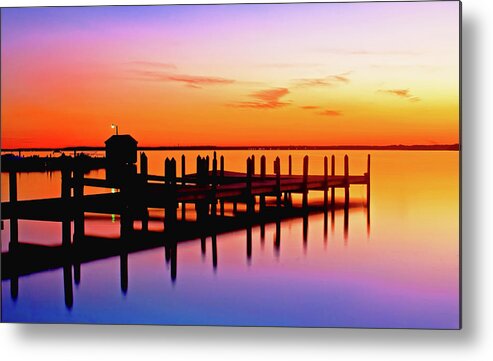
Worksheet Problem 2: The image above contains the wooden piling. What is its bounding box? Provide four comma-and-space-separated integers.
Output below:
9, 171, 19, 246
220, 155, 225, 179
331, 155, 336, 207
366, 154, 371, 207
260, 155, 266, 211
251, 154, 255, 175
344, 154, 349, 210
323, 156, 328, 210
9, 171, 17, 204
288, 155, 292, 176
275, 157, 281, 208
73, 166, 85, 241
140, 152, 149, 232
246, 157, 254, 214
61, 165, 71, 200
211, 155, 218, 216
140, 152, 148, 176
302, 155, 309, 209
181, 154, 186, 178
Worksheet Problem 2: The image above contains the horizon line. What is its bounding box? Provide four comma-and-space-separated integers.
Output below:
1, 143, 460, 152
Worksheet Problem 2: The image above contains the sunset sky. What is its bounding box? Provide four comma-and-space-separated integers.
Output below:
1, 2, 460, 148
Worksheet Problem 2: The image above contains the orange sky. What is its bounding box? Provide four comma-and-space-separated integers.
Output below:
1, 2, 460, 148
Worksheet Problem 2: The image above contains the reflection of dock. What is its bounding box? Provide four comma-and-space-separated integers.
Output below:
2, 150, 370, 308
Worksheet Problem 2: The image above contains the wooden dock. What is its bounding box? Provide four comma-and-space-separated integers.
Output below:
2, 152, 370, 306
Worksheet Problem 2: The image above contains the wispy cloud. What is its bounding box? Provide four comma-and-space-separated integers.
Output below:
127, 61, 177, 69
129, 69, 235, 88
377, 88, 421, 102
257, 63, 322, 69
321, 49, 421, 56
293, 73, 350, 88
317, 109, 343, 117
300, 105, 321, 110
229, 88, 290, 109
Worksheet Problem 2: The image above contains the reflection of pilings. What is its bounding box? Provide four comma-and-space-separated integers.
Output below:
63, 264, 74, 309
344, 206, 349, 243
246, 225, 252, 263
323, 211, 328, 245
212, 235, 218, 270
120, 251, 128, 294
201, 236, 206, 256
170, 241, 177, 282
303, 213, 308, 251
10, 276, 18, 301
260, 222, 265, 247
274, 219, 281, 255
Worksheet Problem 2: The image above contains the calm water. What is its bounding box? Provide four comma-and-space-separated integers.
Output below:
1, 150, 459, 328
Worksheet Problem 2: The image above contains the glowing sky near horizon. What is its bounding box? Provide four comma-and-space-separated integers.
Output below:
1, 2, 460, 148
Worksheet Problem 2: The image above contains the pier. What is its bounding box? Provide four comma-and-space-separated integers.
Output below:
2, 150, 370, 306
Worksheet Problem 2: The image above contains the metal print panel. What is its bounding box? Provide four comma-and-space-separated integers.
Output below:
0, 1, 461, 329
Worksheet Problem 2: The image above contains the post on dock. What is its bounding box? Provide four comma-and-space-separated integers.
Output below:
219, 155, 225, 215
260, 155, 266, 211
366, 154, 371, 207
211, 154, 218, 216
61, 163, 71, 200
324, 156, 329, 210
9, 171, 19, 246
246, 157, 254, 215
331, 155, 336, 207
164, 158, 178, 229
275, 157, 281, 209
140, 152, 148, 176
9, 171, 17, 205
181, 154, 187, 220
344, 154, 349, 211
73, 165, 85, 242
288, 154, 292, 176
181, 154, 186, 181
302, 155, 309, 210
220, 155, 225, 179
140, 152, 149, 232
251, 154, 255, 176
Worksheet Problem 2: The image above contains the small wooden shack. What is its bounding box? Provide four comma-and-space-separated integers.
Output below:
105, 134, 138, 166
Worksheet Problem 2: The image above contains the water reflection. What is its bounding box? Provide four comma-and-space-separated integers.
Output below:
4, 204, 365, 309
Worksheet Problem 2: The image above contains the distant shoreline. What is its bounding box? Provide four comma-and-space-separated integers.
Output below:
1, 144, 460, 152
